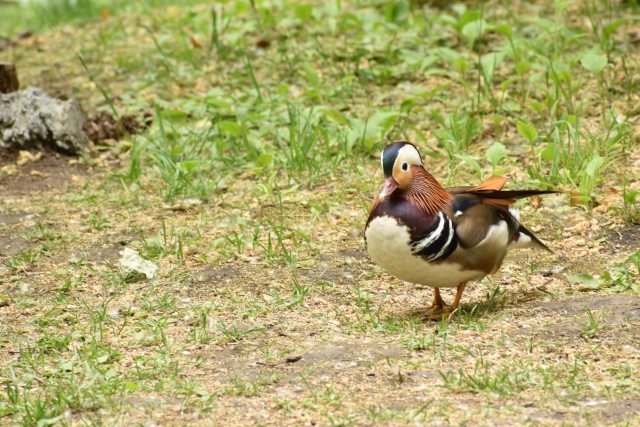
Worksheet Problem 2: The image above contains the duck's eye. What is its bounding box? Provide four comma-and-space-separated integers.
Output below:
401, 162, 408, 171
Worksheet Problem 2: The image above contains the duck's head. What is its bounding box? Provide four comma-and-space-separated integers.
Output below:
378, 141, 424, 199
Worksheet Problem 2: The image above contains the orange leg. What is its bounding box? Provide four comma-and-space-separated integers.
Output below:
447, 282, 467, 316
432, 288, 446, 309
425, 282, 467, 320
423, 287, 447, 319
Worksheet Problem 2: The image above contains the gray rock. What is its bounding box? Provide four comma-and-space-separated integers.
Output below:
118, 247, 158, 282
0, 87, 88, 154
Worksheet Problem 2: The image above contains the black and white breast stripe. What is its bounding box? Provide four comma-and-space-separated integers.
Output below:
410, 212, 457, 262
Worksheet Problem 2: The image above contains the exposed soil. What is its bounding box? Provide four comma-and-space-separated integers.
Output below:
196, 339, 407, 386
302, 257, 363, 285
87, 244, 125, 267
586, 399, 640, 424
0, 149, 90, 196
534, 295, 640, 321
606, 225, 640, 250
0, 212, 31, 226
514, 295, 640, 340
194, 265, 243, 285
0, 233, 32, 258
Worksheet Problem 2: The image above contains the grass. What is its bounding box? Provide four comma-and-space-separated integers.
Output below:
0, 0, 208, 37
1, 0, 640, 425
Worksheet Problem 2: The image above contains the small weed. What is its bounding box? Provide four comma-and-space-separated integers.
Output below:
209, 7, 227, 58
440, 357, 528, 395
6, 248, 41, 271
264, 279, 310, 309
579, 309, 602, 339
601, 251, 640, 294
621, 181, 640, 224
569, 251, 640, 294
89, 213, 112, 231
527, 112, 630, 203
217, 320, 264, 343
433, 111, 480, 170
403, 330, 435, 352
22, 222, 62, 243
224, 373, 282, 397
190, 301, 219, 344
140, 219, 191, 262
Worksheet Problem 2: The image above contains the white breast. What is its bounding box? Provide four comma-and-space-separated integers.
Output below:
365, 215, 484, 288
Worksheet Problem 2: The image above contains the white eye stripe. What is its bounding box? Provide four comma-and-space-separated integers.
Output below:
396, 145, 423, 169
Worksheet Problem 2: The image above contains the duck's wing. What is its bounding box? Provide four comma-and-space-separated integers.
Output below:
445, 176, 556, 252
446, 175, 557, 209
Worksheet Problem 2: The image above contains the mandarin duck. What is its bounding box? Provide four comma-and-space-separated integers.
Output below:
365, 142, 555, 319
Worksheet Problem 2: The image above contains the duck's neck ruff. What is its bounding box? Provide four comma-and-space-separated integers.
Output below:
404, 167, 454, 215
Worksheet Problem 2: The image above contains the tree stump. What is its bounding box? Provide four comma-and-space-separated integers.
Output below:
0, 62, 19, 93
